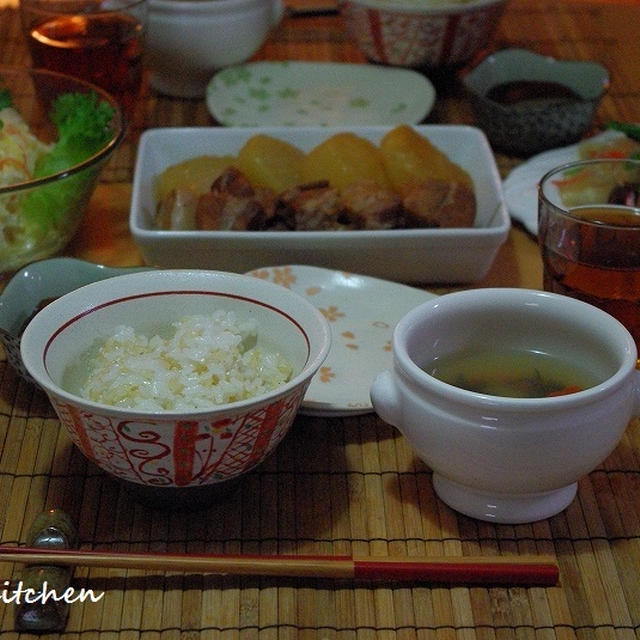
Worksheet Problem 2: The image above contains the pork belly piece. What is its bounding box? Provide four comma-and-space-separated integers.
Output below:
401, 178, 476, 228
276, 181, 352, 230
340, 180, 405, 229
213, 165, 255, 197
195, 167, 277, 230
155, 188, 198, 230
196, 192, 260, 230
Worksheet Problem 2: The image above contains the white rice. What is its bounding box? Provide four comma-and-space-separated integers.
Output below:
81, 311, 293, 411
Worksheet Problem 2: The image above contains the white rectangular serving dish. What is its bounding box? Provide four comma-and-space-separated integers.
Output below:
130, 125, 510, 283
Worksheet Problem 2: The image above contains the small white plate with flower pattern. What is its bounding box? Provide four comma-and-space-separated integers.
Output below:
247, 265, 436, 417
207, 61, 435, 127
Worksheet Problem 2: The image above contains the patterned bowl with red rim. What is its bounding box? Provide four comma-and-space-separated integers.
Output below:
339, 0, 507, 68
20, 269, 331, 499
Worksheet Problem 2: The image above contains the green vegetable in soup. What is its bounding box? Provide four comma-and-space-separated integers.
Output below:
427, 347, 599, 398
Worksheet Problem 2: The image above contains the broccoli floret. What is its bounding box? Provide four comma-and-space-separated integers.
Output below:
22, 91, 118, 232
33, 92, 116, 177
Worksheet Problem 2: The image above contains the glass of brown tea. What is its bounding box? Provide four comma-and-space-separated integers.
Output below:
538, 158, 640, 347
19, 0, 147, 119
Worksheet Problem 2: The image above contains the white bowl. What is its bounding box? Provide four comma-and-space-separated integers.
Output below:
20, 269, 331, 506
371, 288, 640, 523
339, 0, 507, 68
129, 125, 510, 284
147, 0, 284, 98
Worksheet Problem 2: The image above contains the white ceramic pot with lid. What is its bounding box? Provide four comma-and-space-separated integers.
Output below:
147, 0, 284, 98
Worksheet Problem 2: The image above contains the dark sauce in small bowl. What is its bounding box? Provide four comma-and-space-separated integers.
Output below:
486, 80, 582, 105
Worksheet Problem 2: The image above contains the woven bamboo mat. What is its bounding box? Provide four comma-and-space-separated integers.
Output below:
2, 0, 640, 636
1, 357, 640, 638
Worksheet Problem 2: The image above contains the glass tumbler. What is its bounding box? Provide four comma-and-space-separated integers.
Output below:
538, 157, 640, 348
20, 0, 147, 119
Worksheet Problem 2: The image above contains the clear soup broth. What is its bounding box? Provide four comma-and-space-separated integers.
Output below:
426, 347, 601, 398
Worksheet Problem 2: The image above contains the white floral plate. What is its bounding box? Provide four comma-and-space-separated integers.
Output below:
206, 61, 435, 127
247, 265, 436, 417
503, 130, 625, 235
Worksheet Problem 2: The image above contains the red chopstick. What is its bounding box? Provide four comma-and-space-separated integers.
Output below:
0, 547, 559, 586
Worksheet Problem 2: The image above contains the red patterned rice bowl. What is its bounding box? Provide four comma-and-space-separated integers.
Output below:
339, 0, 507, 68
20, 269, 331, 489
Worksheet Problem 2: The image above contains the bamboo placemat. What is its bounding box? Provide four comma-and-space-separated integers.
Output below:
1, 0, 640, 636
1, 358, 640, 638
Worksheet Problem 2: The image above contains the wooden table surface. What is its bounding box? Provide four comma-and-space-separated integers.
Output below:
1, 0, 640, 638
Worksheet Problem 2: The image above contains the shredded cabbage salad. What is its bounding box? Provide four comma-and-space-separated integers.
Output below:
0, 105, 53, 257
0, 88, 116, 272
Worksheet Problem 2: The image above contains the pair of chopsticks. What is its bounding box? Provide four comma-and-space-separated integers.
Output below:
0, 547, 559, 586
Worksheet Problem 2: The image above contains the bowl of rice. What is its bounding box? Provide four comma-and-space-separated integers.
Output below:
20, 269, 331, 506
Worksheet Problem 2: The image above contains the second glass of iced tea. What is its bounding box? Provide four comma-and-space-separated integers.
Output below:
20, 0, 146, 119
538, 158, 640, 348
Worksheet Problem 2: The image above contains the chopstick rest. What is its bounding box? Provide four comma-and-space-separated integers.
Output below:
0, 547, 559, 587
13, 509, 78, 633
